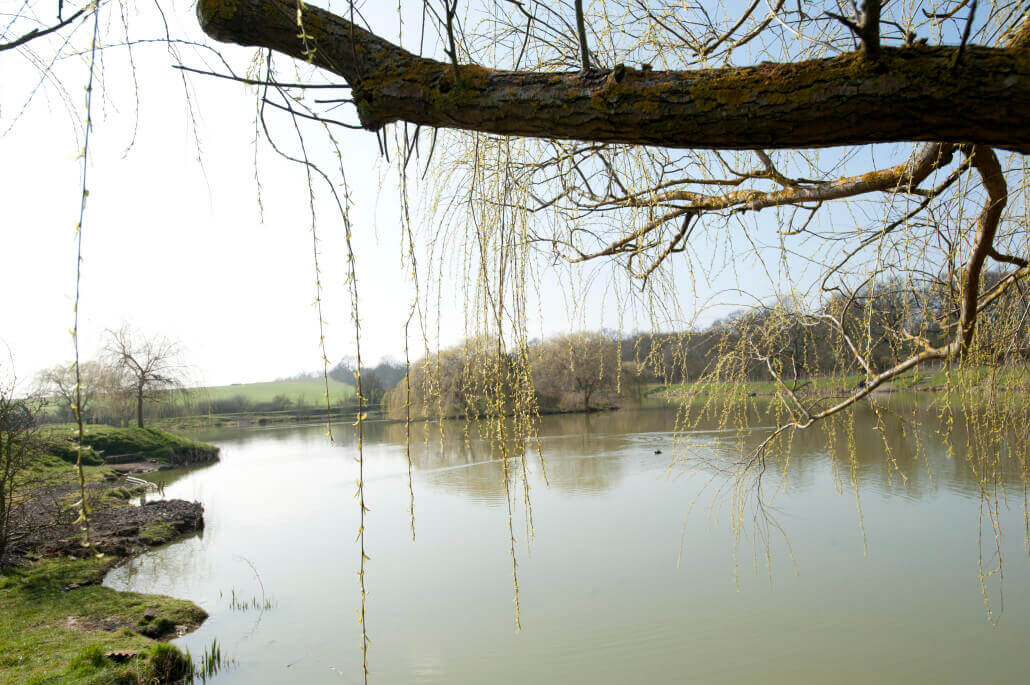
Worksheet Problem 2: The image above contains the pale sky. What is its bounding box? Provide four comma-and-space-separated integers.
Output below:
0, 0, 857, 389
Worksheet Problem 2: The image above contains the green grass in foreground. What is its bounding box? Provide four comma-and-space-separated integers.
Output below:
196, 378, 356, 406
0, 557, 201, 683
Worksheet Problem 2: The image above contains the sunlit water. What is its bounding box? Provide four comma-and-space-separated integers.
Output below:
104, 406, 1030, 683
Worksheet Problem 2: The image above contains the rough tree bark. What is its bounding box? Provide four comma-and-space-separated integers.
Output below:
136, 386, 145, 429
196, 0, 1030, 152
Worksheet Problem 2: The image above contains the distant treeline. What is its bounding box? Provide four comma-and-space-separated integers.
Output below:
40, 273, 1027, 425
383, 332, 643, 419
622, 270, 1030, 386
383, 271, 1030, 419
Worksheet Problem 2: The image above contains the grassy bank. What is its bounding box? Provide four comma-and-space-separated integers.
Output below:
0, 476, 208, 684
43, 425, 220, 467
0, 429, 220, 683
0, 557, 202, 683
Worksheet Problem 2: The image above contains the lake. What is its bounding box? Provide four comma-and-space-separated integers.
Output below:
105, 404, 1030, 683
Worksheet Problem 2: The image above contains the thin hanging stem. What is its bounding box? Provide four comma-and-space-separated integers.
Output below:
72, 2, 100, 556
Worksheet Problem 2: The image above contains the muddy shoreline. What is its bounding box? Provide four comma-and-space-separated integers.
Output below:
40, 497, 204, 559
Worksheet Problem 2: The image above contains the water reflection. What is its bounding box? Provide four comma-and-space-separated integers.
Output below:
104, 404, 1030, 684
766, 401, 1028, 500
364, 419, 632, 499
164, 403, 1029, 505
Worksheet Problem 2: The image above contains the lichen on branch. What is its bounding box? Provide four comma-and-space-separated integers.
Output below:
197, 0, 1030, 152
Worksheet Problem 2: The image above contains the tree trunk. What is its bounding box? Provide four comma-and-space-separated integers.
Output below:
0, 484, 9, 563
197, 0, 1030, 153
137, 387, 145, 429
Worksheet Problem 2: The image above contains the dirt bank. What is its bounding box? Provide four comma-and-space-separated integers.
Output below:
39, 498, 204, 559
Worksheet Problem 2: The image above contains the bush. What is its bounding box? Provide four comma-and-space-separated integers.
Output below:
208, 395, 252, 414
139, 520, 179, 546
69, 644, 107, 672
104, 487, 132, 501
1, 384, 49, 565
138, 615, 176, 638
145, 643, 191, 682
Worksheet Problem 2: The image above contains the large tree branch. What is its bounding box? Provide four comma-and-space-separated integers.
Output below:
567, 142, 957, 262
957, 145, 1008, 350
196, 0, 1030, 152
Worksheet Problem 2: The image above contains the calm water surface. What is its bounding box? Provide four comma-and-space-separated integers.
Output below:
105, 406, 1030, 683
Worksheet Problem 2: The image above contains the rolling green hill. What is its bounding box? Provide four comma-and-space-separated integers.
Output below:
196, 378, 356, 406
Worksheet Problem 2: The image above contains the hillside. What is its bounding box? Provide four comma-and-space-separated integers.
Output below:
196, 378, 356, 406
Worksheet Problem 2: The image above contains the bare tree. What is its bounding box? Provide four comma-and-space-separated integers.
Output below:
35, 360, 117, 424
0, 369, 46, 566
102, 326, 189, 429
532, 332, 620, 412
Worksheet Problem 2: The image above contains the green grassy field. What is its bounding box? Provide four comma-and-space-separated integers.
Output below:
644, 365, 1030, 402
195, 378, 356, 406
